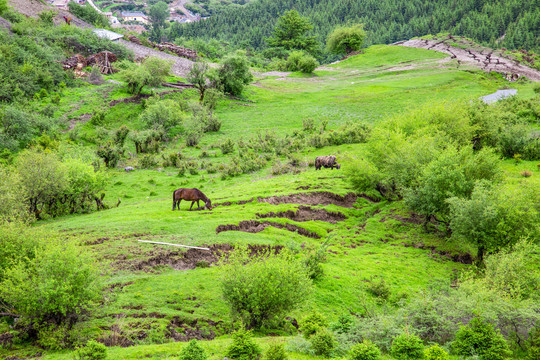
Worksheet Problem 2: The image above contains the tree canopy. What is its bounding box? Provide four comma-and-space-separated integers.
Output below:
267, 10, 318, 55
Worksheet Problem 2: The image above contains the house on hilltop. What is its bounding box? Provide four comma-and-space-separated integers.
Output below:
120, 11, 149, 24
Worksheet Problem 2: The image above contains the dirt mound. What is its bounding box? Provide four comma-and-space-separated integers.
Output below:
216, 220, 321, 239
167, 317, 223, 341
258, 192, 357, 208
124, 243, 282, 271
397, 35, 540, 81
398, 242, 473, 264
214, 198, 254, 207
256, 205, 346, 223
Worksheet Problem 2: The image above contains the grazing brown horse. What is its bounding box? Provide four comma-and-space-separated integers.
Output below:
172, 188, 212, 211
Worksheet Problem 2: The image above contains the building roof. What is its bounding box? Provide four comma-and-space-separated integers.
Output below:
120, 11, 146, 17
92, 29, 124, 41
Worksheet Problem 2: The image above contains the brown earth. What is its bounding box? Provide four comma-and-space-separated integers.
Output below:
216, 220, 321, 239
256, 205, 346, 223
113, 243, 283, 271
396, 36, 540, 81
390, 241, 473, 264
167, 317, 223, 341
258, 191, 358, 208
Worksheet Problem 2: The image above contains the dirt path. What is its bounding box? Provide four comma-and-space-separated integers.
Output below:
8, 0, 194, 76
169, 0, 198, 21
395, 37, 540, 81
118, 39, 193, 76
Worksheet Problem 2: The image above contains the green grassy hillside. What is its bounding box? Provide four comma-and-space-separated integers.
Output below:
2, 43, 539, 360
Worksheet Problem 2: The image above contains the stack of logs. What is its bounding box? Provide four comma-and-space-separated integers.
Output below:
61, 51, 118, 74
126, 35, 198, 60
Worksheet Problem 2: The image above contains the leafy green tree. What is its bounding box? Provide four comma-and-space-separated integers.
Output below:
220, 248, 312, 329
217, 51, 253, 96
15, 149, 67, 218
118, 57, 172, 95
0, 166, 29, 222
452, 317, 511, 360
448, 182, 540, 262
327, 24, 366, 55
187, 61, 215, 101
149, 1, 169, 26
267, 10, 318, 55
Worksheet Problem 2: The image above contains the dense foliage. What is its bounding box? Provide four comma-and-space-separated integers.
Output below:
220, 249, 312, 329
170, 0, 538, 61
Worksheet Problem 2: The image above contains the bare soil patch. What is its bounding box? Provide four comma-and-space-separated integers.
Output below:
392, 242, 473, 264
256, 205, 346, 223
258, 191, 357, 208
167, 317, 223, 341
216, 220, 321, 239
396, 35, 540, 81
114, 243, 283, 271
214, 198, 254, 207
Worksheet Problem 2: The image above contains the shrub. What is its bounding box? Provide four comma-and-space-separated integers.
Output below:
225, 329, 262, 360
423, 345, 449, 360
0, 167, 29, 222
139, 99, 183, 133
298, 54, 319, 73
74, 340, 107, 360
349, 340, 381, 360
452, 316, 511, 360
301, 313, 328, 339
327, 24, 366, 55
0, 238, 100, 324
220, 249, 312, 329
179, 339, 207, 360
310, 329, 336, 357
390, 333, 424, 360
367, 278, 391, 301
139, 154, 158, 169
264, 343, 287, 360
185, 119, 204, 147
220, 138, 235, 154
285, 51, 319, 73
217, 51, 253, 96
97, 141, 122, 168
114, 125, 130, 147
304, 245, 327, 280
118, 57, 172, 95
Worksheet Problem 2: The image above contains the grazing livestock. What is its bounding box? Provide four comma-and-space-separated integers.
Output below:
124, 166, 134, 172
315, 155, 341, 170
172, 188, 212, 211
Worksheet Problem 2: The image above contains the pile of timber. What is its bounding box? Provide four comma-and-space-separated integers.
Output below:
124, 35, 198, 60
155, 42, 198, 60
61, 51, 118, 74
162, 82, 196, 89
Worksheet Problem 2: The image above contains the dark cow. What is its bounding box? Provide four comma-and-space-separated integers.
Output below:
315, 155, 341, 170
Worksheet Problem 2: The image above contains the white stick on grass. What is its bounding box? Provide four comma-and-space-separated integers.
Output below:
138, 240, 210, 251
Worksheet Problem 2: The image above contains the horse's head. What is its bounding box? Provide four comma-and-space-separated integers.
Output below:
205, 199, 212, 210
336, 163, 341, 170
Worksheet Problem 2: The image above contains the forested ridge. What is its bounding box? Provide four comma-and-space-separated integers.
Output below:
171, 0, 539, 56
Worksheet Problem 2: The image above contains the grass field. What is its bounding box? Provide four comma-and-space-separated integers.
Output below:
3, 45, 538, 359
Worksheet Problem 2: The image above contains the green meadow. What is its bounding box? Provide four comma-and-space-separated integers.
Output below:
4, 45, 539, 360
